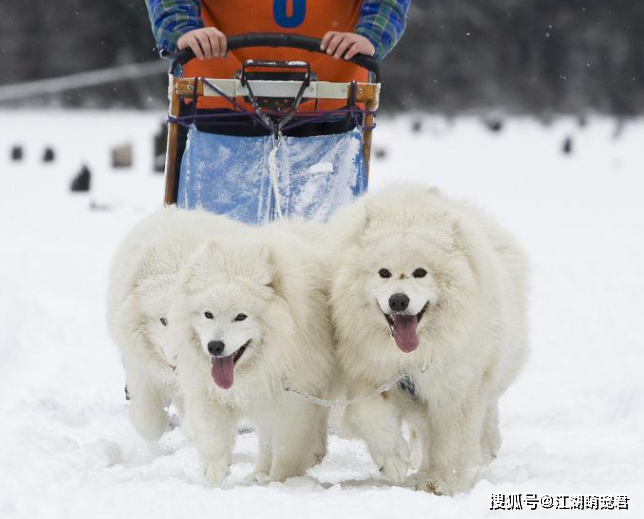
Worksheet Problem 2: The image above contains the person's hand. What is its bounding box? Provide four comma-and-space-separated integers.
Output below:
320, 31, 376, 60
177, 27, 227, 60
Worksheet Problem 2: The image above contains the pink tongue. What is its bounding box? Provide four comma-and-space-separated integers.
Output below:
392, 315, 419, 353
211, 356, 235, 389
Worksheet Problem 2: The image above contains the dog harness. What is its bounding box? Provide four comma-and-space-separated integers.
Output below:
282, 364, 427, 408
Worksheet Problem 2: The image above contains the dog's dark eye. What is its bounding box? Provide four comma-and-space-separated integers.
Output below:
204, 311, 214, 319
234, 313, 247, 322
378, 269, 392, 279
412, 268, 427, 278
160, 317, 168, 326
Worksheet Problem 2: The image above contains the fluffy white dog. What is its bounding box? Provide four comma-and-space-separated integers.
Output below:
328, 184, 529, 495
107, 208, 334, 485
107, 208, 241, 441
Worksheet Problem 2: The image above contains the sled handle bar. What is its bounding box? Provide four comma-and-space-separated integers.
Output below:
169, 32, 381, 83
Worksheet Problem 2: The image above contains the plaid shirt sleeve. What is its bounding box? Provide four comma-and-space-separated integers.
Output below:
145, 0, 204, 56
355, 0, 411, 61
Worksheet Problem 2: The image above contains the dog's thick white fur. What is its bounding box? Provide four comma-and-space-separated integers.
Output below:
108, 207, 334, 485
328, 184, 529, 495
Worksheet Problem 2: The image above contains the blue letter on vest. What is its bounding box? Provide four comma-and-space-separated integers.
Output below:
273, 0, 306, 29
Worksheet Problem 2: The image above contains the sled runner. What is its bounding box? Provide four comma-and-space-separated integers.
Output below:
163, 33, 380, 224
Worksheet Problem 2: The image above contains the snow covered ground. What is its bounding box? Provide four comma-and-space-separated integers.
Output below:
1, 111, 643, 518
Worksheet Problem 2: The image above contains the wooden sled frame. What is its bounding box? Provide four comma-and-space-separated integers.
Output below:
163, 33, 381, 206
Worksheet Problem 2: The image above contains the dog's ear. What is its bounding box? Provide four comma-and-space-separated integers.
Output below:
447, 213, 462, 240
441, 212, 466, 252
329, 196, 369, 243
255, 243, 271, 268
203, 238, 220, 255
246, 242, 280, 290
179, 259, 202, 296
179, 239, 221, 295
427, 186, 442, 197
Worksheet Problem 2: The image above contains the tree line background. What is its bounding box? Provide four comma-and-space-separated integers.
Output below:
2, 0, 644, 115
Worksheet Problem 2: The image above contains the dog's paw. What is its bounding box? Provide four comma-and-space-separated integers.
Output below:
411, 471, 457, 496
312, 445, 327, 466
244, 468, 270, 484
129, 403, 168, 442
378, 452, 409, 484
203, 460, 229, 486
268, 464, 304, 483
373, 443, 410, 483
371, 436, 410, 484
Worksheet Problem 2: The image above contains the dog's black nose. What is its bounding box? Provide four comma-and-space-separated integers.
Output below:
389, 293, 410, 312
208, 340, 226, 356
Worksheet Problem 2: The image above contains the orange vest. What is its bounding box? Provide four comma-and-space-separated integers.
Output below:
184, 0, 368, 109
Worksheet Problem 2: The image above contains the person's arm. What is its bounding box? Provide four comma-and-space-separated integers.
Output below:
145, 0, 227, 59
145, 0, 203, 56
320, 0, 411, 62
355, 0, 411, 61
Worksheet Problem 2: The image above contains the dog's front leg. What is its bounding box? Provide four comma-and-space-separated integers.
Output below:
170, 388, 185, 423
266, 394, 328, 482
414, 391, 487, 495
480, 400, 501, 462
184, 392, 236, 486
245, 426, 272, 482
343, 380, 409, 483
123, 361, 169, 442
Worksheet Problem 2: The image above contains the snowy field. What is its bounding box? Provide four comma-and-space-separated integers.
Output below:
0, 111, 643, 518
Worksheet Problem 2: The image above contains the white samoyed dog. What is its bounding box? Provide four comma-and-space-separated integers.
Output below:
107, 207, 242, 441
328, 184, 529, 495
107, 208, 334, 485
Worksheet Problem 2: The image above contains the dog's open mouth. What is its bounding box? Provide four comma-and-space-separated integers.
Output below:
383, 303, 428, 353
210, 340, 250, 390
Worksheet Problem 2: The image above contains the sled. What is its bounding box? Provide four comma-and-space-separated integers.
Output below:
163, 33, 380, 224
